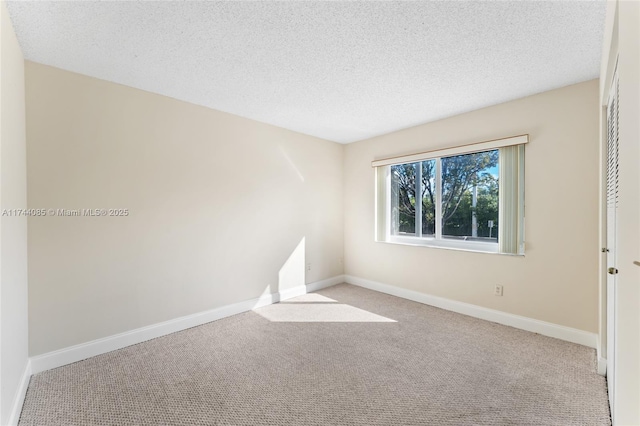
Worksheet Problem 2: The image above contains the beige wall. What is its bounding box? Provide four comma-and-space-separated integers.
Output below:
344, 80, 600, 333
25, 62, 344, 356
0, 1, 29, 424
600, 1, 640, 423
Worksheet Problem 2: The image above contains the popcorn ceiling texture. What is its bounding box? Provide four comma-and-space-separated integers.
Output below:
7, 1, 605, 143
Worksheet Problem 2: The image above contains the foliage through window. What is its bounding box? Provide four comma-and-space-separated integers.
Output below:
375, 138, 526, 255
391, 150, 499, 243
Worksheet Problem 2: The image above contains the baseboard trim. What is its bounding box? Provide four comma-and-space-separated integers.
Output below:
30, 276, 343, 374
597, 357, 607, 376
596, 339, 607, 376
306, 275, 346, 293
344, 275, 598, 349
7, 360, 31, 426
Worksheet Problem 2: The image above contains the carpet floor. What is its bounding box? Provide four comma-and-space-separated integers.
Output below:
19, 283, 611, 425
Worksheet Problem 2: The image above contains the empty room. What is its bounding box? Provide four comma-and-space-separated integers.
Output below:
1, 1, 639, 425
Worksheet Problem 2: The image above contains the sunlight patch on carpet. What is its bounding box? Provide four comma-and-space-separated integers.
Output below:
254, 303, 396, 322
281, 293, 337, 303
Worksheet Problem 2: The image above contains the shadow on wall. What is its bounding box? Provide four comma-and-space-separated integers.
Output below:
255, 235, 392, 322
279, 145, 305, 183
262, 144, 307, 300
276, 237, 306, 296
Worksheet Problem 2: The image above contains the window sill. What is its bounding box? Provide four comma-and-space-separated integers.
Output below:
379, 236, 524, 256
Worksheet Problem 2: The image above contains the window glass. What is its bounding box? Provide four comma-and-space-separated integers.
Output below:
390, 163, 417, 236
420, 160, 436, 237
376, 142, 524, 254
441, 150, 499, 242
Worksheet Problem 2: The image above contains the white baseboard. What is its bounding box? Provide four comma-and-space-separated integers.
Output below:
597, 357, 607, 376
278, 285, 308, 302
30, 276, 343, 375
7, 360, 31, 426
306, 275, 345, 293
344, 275, 598, 349
596, 338, 607, 376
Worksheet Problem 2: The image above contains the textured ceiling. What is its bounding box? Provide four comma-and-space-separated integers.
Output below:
7, 1, 605, 143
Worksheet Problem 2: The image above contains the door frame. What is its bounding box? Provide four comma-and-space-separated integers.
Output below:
599, 18, 620, 413
604, 64, 619, 419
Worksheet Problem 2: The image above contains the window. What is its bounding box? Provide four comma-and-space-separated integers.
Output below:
374, 135, 526, 255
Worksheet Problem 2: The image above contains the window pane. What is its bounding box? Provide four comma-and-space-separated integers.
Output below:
391, 163, 417, 236
441, 150, 499, 242
420, 160, 436, 237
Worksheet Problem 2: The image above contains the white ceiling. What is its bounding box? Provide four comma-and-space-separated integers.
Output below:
7, 1, 605, 144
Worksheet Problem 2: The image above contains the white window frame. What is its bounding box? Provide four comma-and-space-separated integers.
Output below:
374, 135, 527, 255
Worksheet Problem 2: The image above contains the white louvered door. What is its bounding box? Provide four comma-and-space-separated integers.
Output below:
605, 68, 619, 416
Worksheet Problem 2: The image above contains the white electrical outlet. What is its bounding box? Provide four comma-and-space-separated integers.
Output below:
307, 263, 312, 271
494, 285, 503, 296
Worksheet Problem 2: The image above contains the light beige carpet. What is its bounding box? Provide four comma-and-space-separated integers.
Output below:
19, 284, 611, 425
